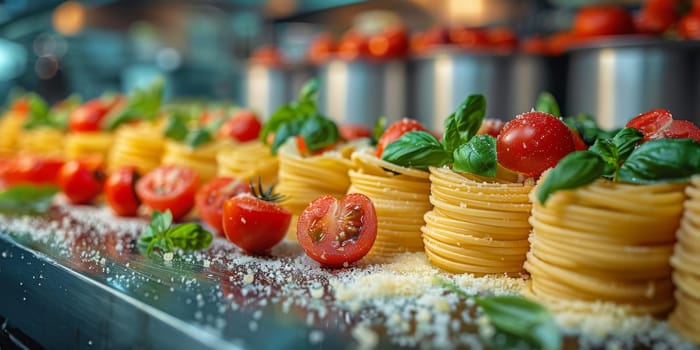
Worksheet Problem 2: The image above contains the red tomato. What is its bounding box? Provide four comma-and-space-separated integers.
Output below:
10, 98, 29, 116
449, 27, 489, 49
368, 27, 409, 60
423, 26, 451, 48
662, 119, 700, 142
476, 119, 504, 138
570, 128, 589, 151
635, 0, 678, 35
135, 165, 199, 220
375, 119, 427, 157
295, 136, 337, 157
68, 99, 110, 132
626, 108, 673, 141
308, 33, 336, 64
547, 31, 581, 55
0, 156, 64, 189
105, 166, 141, 217
496, 111, 576, 178
678, 13, 700, 39
573, 5, 635, 38
218, 110, 262, 143
337, 30, 369, 61
520, 36, 550, 55
297, 193, 377, 268
339, 123, 372, 141
693, 0, 700, 15
486, 27, 518, 50
58, 160, 105, 204
410, 31, 429, 54
222, 193, 291, 254
195, 177, 250, 234
250, 46, 284, 66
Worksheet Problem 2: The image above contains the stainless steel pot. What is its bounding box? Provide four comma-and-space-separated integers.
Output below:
244, 63, 316, 120
566, 38, 697, 129
408, 48, 552, 132
318, 59, 407, 126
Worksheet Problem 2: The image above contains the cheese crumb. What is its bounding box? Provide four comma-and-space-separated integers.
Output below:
163, 252, 174, 261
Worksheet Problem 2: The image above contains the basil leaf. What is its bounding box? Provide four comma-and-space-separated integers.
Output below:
299, 115, 339, 153
168, 223, 213, 250
371, 116, 387, 146
619, 138, 700, 184
270, 118, 305, 155
612, 127, 643, 161
563, 114, 617, 145
537, 151, 606, 205
534, 92, 561, 117
23, 94, 63, 130
151, 210, 172, 237
381, 131, 452, 171
299, 79, 320, 104
0, 185, 58, 214
164, 113, 189, 142
442, 94, 486, 153
138, 210, 212, 255
453, 135, 497, 177
476, 296, 561, 350
185, 128, 213, 148
588, 139, 618, 176
105, 78, 164, 130
261, 105, 297, 145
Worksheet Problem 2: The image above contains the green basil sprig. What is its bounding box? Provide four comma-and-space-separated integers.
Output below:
536, 151, 607, 204
563, 114, 618, 146
22, 93, 74, 131
260, 79, 340, 155
0, 185, 59, 214
138, 210, 213, 255
105, 78, 164, 130
382, 94, 494, 174
435, 277, 561, 350
370, 116, 387, 146
619, 138, 700, 184
163, 108, 224, 148
534, 91, 561, 117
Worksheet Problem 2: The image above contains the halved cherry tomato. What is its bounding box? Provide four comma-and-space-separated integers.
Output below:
222, 193, 291, 254
368, 26, 409, 60
375, 119, 427, 157
476, 118, 504, 138
195, 177, 250, 234
296, 193, 377, 268
105, 166, 141, 216
0, 156, 64, 189
68, 99, 110, 132
135, 165, 199, 220
496, 111, 576, 178
308, 32, 336, 64
573, 5, 635, 38
218, 110, 262, 143
678, 13, 700, 39
662, 119, 700, 142
626, 108, 673, 141
339, 123, 372, 141
58, 160, 105, 204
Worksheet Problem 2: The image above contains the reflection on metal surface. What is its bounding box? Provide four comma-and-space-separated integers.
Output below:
325, 60, 348, 124
597, 49, 615, 130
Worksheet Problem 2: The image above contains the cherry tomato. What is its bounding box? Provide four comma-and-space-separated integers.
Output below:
250, 45, 284, 66
375, 119, 427, 157
297, 193, 377, 268
486, 27, 518, 50
678, 13, 700, 39
195, 177, 250, 234
662, 119, 700, 142
136, 165, 200, 220
0, 156, 64, 189
222, 193, 291, 254
295, 136, 337, 157
693, 0, 700, 15
635, 0, 678, 35
58, 160, 105, 204
520, 36, 550, 55
337, 30, 369, 60
105, 166, 141, 217
449, 27, 489, 49
476, 119, 504, 138
339, 123, 372, 141
218, 110, 262, 143
569, 128, 589, 151
496, 111, 576, 178
547, 31, 581, 55
573, 5, 635, 38
308, 33, 336, 64
626, 108, 673, 141
68, 99, 110, 132
368, 26, 409, 60
10, 98, 29, 116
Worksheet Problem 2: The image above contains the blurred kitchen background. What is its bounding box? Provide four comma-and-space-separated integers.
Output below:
0, 0, 697, 130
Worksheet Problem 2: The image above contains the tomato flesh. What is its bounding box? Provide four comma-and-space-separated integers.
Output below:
105, 166, 141, 217
69, 99, 110, 132
58, 160, 105, 204
218, 110, 262, 143
678, 13, 700, 39
195, 177, 250, 234
297, 193, 377, 268
476, 118, 504, 138
222, 193, 291, 254
339, 124, 372, 141
626, 109, 673, 141
375, 119, 426, 157
136, 165, 199, 220
0, 156, 64, 189
662, 119, 700, 142
496, 111, 576, 178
